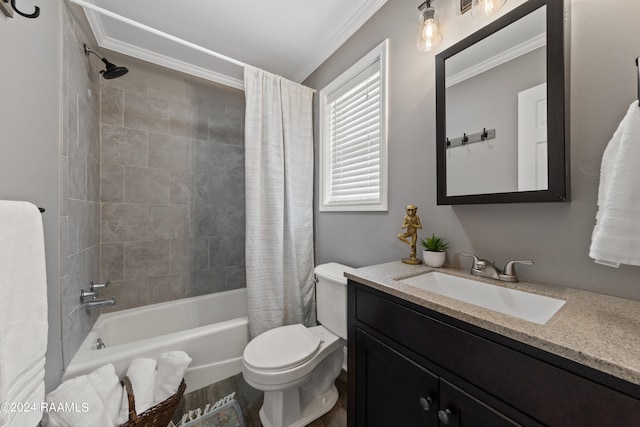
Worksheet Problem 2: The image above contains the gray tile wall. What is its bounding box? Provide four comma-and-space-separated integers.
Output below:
98, 78, 245, 312
60, 7, 101, 367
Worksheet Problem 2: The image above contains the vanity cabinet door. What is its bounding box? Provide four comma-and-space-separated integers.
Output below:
355, 329, 439, 427
438, 379, 520, 427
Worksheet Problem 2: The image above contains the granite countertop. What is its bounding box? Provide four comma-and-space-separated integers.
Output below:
345, 261, 640, 386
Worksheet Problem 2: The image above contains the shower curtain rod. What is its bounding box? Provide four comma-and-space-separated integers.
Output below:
68, 0, 248, 69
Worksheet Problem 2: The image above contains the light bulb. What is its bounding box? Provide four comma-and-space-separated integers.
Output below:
471, 0, 507, 18
416, 5, 442, 53
423, 19, 438, 39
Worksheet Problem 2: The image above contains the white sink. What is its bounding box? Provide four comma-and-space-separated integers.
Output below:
398, 272, 565, 325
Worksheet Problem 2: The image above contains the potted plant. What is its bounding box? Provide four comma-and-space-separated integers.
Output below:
420, 233, 449, 268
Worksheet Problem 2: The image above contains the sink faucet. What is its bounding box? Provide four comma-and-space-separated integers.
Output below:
460, 252, 533, 282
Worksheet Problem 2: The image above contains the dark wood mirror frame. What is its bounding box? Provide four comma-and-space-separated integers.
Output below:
435, 0, 569, 205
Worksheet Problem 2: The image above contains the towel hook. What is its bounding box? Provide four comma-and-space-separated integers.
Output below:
6, 0, 40, 18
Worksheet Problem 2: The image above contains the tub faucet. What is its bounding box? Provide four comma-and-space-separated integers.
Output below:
460, 252, 533, 282
84, 297, 116, 312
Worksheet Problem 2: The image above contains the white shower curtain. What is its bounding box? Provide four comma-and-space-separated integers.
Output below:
244, 66, 315, 338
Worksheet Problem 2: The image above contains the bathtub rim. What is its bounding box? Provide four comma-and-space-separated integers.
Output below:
63, 288, 249, 383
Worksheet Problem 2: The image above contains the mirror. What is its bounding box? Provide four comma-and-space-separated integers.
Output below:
435, 0, 568, 205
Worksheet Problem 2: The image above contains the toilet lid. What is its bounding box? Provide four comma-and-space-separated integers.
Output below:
244, 324, 321, 371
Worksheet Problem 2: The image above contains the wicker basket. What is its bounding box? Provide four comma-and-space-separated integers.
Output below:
119, 376, 186, 427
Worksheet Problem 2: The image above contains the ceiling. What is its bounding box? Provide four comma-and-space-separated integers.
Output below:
78, 0, 389, 90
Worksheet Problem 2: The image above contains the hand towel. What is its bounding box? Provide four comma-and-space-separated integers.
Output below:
590, 102, 640, 266
153, 351, 192, 404
87, 364, 122, 427
117, 358, 157, 424
41, 375, 112, 427
0, 201, 47, 427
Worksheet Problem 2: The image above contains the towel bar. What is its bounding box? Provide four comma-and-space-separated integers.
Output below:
636, 57, 639, 107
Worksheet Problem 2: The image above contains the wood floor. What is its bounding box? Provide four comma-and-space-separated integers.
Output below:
172, 371, 347, 427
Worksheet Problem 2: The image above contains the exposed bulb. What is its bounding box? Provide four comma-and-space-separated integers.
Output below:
422, 19, 438, 39
471, 0, 507, 18
416, 6, 442, 53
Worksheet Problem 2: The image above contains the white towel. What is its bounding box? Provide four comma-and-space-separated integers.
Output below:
0, 201, 47, 427
590, 102, 640, 266
118, 358, 157, 424
153, 351, 191, 404
3, 360, 45, 427
41, 375, 112, 427
87, 364, 122, 427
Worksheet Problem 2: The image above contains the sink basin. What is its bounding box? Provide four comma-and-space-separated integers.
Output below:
398, 272, 565, 325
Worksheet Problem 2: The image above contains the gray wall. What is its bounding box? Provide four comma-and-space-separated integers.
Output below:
98, 56, 246, 312
305, 0, 640, 301
0, 2, 63, 391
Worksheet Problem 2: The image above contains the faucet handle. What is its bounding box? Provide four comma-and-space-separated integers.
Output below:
80, 289, 97, 303
90, 280, 110, 291
459, 252, 480, 268
502, 260, 534, 276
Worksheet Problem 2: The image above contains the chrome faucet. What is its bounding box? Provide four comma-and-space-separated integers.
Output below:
80, 280, 115, 312
460, 252, 533, 282
84, 297, 116, 312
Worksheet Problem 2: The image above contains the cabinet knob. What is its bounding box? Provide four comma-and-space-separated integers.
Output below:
438, 409, 452, 424
418, 396, 432, 411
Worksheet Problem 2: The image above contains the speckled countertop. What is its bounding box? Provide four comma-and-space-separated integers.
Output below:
345, 261, 640, 386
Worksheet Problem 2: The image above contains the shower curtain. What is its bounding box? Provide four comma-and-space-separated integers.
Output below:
244, 66, 315, 338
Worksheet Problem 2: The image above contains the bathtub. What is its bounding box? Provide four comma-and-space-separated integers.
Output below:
63, 288, 249, 393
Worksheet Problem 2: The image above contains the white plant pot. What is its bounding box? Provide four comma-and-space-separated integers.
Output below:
423, 250, 446, 268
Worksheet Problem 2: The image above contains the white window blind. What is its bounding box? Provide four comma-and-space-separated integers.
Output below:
319, 40, 388, 211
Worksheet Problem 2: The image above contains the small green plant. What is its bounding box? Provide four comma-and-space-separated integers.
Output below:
420, 234, 449, 252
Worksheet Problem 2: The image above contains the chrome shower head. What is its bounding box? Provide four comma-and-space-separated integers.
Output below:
83, 44, 129, 79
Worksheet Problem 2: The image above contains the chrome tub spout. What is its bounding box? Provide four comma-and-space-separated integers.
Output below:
84, 297, 116, 312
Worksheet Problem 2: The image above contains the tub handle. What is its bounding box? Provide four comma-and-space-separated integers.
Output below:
90, 280, 110, 291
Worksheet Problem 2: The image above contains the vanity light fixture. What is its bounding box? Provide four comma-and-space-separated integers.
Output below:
416, 0, 443, 53
471, 0, 507, 18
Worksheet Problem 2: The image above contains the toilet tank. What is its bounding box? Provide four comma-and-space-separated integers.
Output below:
315, 262, 354, 340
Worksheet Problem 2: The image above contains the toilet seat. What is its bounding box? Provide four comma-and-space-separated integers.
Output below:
244, 324, 321, 371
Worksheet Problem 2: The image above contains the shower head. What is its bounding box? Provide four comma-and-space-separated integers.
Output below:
101, 61, 129, 79
83, 44, 129, 79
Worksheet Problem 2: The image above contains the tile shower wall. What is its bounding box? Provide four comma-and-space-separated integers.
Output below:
99, 78, 245, 311
60, 5, 101, 367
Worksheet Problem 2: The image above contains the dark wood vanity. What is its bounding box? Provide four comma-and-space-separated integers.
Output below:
347, 279, 640, 426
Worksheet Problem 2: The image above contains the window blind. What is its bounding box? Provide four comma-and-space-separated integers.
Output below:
326, 63, 382, 205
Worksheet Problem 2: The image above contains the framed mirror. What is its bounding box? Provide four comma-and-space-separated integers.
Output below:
435, 0, 569, 205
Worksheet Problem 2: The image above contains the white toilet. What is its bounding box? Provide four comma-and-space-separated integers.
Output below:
242, 262, 353, 427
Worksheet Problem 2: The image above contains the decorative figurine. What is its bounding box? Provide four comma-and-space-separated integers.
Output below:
397, 204, 423, 265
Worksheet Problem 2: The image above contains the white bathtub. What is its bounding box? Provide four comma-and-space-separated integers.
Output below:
63, 288, 249, 393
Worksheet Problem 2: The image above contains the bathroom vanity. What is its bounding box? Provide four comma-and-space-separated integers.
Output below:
346, 262, 640, 426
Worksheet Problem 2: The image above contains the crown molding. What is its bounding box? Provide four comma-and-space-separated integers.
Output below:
99, 35, 245, 90
80, 0, 243, 89
78, 0, 387, 89
83, 1, 107, 45
445, 33, 546, 88
292, 0, 388, 83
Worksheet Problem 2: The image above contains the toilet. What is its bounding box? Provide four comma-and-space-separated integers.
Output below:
242, 262, 353, 427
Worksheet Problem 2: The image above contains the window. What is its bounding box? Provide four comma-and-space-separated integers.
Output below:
319, 40, 388, 211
